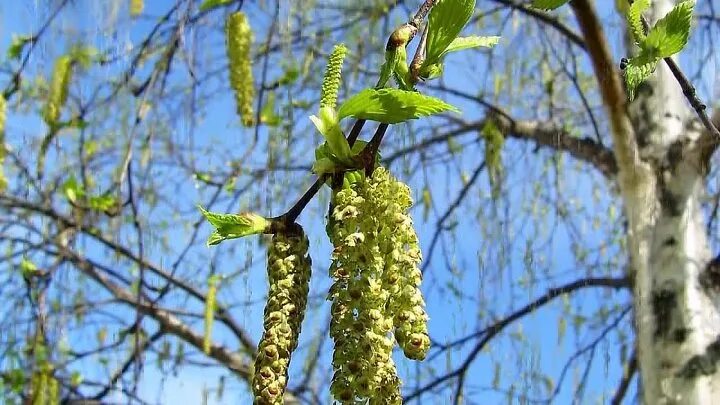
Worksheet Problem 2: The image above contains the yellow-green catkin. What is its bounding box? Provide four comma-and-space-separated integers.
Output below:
48, 374, 59, 405
371, 168, 430, 361
319, 44, 347, 109
204, 275, 220, 355
253, 231, 311, 404
0, 93, 7, 191
225, 12, 255, 127
328, 169, 403, 404
130, 0, 144, 17
43, 55, 73, 127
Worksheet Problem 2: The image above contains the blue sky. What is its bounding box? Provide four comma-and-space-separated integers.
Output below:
4, 0, 717, 404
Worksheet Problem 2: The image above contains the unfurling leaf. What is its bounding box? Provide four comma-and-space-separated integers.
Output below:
623, 58, 656, 100
309, 106, 351, 161
337, 88, 459, 124
621, 1, 694, 100
627, 0, 650, 43
425, 0, 476, 64
199, 206, 268, 246
440, 36, 500, 57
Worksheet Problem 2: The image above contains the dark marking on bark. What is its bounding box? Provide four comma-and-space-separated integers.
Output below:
658, 187, 683, 217
700, 254, 720, 294
667, 141, 684, 168
652, 287, 677, 340
663, 237, 677, 247
673, 328, 689, 343
677, 335, 720, 379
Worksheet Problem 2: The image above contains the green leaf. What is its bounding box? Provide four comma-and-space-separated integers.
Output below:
628, 0, 650, 43
312, 158, 338, 175
418, 62, 444, 81
643, 1, 694, 58
378, 46, 402, 89
198, 206, 268, 246
531, 0, 570, 10
69, 45, 99, 68
199, 0, 233, 11
440, 35, 500, 57
337, 88, 459, 124
70, 371, 83, 387
20, 258, 38, 278
7, 35, 31, 60
88, 194, 117, 212
624, 58, 656, 100
392, 45, 413, 90
309, 106, 352, 161
259, 91, 281, 126
425, 0, 476, 65
62, 176, 85, 204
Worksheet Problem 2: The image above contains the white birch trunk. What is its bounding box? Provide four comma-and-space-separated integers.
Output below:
625, 1, 720, 403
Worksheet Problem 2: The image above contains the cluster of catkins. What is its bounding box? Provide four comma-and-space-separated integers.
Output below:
328, 167, 429, 404
253, 231, 312, 404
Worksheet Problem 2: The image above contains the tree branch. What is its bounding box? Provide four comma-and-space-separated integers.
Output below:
405, 276, 630, 401
570, 0, 643, 189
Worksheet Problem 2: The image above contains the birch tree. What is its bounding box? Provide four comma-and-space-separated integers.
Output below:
0, 0, 719, 403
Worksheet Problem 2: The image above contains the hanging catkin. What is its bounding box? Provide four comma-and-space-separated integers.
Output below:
327, 167, 430, 404
0, 93, 6, 191
225, 12, 255, 127
204, 275, 220, 354
43, 56, 73, 126
252, 230, 311, 404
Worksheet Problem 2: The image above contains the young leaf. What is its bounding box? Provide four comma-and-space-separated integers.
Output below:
531, 0, 570, 11
199, 0, 233, 11
309, 106, 352, 161
337, 88, 459, 124
440, 35, 500, 57
425, 0, 476, 65
623, 59, 656, 100
628, 0, 651, 43
312, 158, 338, 175
62, 176, 85, 204
198, 206, 268, 246
7, 35, 31, 60
643, 1, 694, 58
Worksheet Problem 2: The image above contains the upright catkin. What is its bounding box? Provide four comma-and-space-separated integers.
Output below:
253, 231, 311, 404
319, 44, 347, 109
225, 12, 255, 127
43, 55, 73, 126
327, 170, 406, 404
